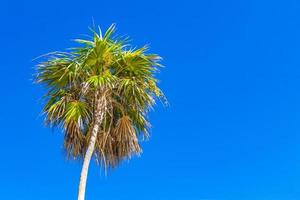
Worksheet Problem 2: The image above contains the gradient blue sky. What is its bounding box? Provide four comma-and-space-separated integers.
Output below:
1, 0, 300, 199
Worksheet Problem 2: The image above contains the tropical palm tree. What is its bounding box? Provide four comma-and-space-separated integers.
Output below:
36, 24, 165, 200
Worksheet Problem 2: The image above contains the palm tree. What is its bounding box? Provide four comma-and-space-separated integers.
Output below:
36, 24, 165, 200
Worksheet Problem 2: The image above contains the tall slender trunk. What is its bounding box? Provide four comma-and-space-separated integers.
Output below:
78, 90, 105, 200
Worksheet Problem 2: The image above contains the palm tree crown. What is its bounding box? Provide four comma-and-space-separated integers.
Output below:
36, 24, 165, 168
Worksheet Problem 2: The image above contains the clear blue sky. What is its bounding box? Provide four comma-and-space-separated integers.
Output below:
1, 0, 300, 199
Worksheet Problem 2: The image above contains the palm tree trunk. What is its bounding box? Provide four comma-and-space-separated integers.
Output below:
78, 90, 105, 200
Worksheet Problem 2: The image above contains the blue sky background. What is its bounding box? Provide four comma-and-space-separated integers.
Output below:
1, 0, 300, 199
